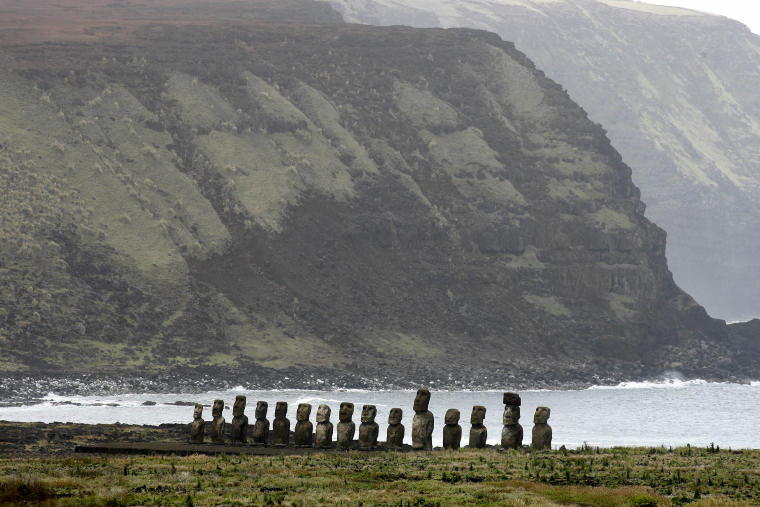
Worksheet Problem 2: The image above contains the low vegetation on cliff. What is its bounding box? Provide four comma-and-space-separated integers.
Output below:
0, 0, 755, 384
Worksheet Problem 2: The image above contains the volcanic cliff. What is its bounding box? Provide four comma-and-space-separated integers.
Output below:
331, 0, 760, 322
0, 0, 753, 387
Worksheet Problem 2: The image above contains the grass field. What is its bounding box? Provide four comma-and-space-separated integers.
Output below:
1, 445, 758, 506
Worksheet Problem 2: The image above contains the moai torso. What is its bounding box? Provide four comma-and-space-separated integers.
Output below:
358, 405, 379, 450
501, 393, 523, 450
442, 409, 462, 450
230, 395, 249, 444
251, 401, 270, 445
294, 403, 313, 447
315, 404, 333, 449
210, 399, 225, 444
531, 406, 552, 451
336, 402, 356, 450
468, 405, 487, 449
272, 402, 290, 446
189, 404, 205, 444
412, 389, 434, 451
386, 408, 405, 450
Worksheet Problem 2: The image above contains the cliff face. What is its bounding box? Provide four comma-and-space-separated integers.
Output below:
0, 0, 751, 384
331, 0, 760, 322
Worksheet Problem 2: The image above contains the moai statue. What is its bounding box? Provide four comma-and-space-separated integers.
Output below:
442, 409, 462, 450
501, 392, 523, 450
336, 402, 356, 450
315, 404, 334, 448
386, 408, 405, 450
251, 401, 270, 445
272, 401, 290, 446
210, 399, 225, 444
412, 388, 434, 451
230, 395, 248, 444
531, 406, 552, 451
294, 403, 313, 447
189, 403, 205, 444
358, 404, 379, 450
468, 405, 488, 449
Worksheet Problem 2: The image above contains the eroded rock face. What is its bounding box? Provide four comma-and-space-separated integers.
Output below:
315, 404, 333, 448
210, 399, 225, 444
230, 395, 248, 444
412, 389, 434, 451
189, 403, 205, 444
336, 402, 356, 450
2, 12, 752, 386
531, 406, 552, 451
358, 404, 379, 450
468, 405, 487, 449
294, 403, 313, 447
443, 408, 462, 450
386, 407, 405, 450
252, 401, 269, 444
272, 401, 290, 446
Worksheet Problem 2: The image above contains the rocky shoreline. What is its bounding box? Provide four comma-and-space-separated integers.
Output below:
1, 360, 756, 408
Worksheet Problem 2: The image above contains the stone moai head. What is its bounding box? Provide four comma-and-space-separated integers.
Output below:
361, 405, 377, 423
233, 395, 246, 417
445, 408, 460, 425
534, 406, 550, 424
503, 392, 521, 406
193, 403, 203, 419
413, 389, 431, 413
503, 405, 520, 425
275, 401, 288, 419
470, 405, 486, 425
297, 403, 312, 422
212, 399, 224, 418
339, 402, 354, 422
388, 408, 403, 425
255, 401, 268, 420
316, 404, 331, 423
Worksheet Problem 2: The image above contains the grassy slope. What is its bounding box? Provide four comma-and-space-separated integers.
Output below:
0, 0, 751, 382
1, 446, 759, 505
330, 0, 760, 321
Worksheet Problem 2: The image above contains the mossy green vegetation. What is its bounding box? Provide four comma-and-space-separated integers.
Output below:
1, 446, 758, 505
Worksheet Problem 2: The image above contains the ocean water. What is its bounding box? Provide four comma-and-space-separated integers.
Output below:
1, 380, 759, 449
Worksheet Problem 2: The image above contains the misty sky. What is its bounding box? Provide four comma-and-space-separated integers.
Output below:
650, 1, 760, 34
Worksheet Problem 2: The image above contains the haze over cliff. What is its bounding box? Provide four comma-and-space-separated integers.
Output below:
0, 0, 755, 386
330, 0, 760, 322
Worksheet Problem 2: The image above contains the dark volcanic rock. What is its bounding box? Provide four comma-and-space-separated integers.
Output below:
0, 0, 755, 387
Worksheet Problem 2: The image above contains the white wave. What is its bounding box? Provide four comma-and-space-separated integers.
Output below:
587, 378, 714, 390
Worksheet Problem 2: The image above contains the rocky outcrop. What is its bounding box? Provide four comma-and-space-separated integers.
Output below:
330, 0, 760, 322
0, 0, 756, 384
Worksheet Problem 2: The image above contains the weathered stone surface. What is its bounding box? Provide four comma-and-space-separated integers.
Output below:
189, 403, 205, 444
230, 395, 248, 444
336, 402, 355, 450
442, 408, 461, 450
503, 393, 521, 406
210, 399, 225, 444
315, 404, 333, 448
386, 407, 405, 450
468, 405, 487, 449
531, 406, 552, 451
272, 401, 290, 446
358, 404, 379, 450
1, 8, 757, 387
293, 403, 313, 447
252, 401, 269, 444
412, 389, 434, 451
501, 404, 523, 450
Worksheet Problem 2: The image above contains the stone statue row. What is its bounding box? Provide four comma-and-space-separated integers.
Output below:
189, 389, 552, 451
